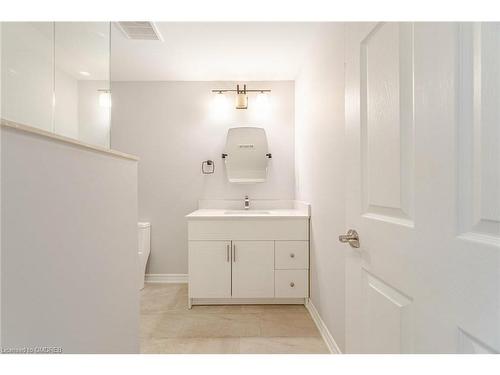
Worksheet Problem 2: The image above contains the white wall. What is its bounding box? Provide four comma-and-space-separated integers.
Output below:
295, 24, 346, 351
1, 126, 139, 353
111, 81, 295, 274
0, 21, 3, 346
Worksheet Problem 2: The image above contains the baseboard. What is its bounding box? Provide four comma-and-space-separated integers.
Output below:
145, 274, 188, 283
192, 298, 306, 305
306, 298, 342, 354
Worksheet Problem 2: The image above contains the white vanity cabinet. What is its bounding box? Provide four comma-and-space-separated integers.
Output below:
187, 213, 310, 308
231, 241, 275, 298
189, 241, 232, 298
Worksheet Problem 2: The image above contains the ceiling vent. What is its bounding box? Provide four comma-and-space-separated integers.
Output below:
116, 22, 163, 41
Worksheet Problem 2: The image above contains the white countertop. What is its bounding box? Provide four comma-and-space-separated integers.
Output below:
186, 208, 310, 219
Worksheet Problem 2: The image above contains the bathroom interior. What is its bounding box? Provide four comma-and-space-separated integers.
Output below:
0, 19, 499, 357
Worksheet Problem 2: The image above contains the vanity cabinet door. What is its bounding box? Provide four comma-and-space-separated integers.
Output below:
231, 241, 275, 298
189, 241, 231, 298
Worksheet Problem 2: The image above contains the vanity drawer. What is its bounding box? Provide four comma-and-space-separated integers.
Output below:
275, 241, 309, 269
275, 270, 308, 298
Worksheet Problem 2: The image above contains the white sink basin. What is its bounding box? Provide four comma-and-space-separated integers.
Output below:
223, 210, 271, 215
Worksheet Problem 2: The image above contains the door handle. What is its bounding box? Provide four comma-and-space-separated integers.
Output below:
339, 229, 360, 248
232, 244, 236, 262
226, 244, 230, 262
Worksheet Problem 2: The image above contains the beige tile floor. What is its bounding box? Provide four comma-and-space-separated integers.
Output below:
140, 283, 330, 354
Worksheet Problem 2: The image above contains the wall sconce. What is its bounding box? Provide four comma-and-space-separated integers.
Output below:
98, 89, 112, 108
212, 84, 271, 110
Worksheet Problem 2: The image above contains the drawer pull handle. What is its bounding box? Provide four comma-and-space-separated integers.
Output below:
290, 282, 295, 288
290, 253, 295, 258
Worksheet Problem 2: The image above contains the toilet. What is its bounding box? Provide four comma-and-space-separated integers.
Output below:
138, 222, 151, 290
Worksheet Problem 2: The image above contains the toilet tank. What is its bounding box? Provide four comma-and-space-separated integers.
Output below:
138, 222, 151, 253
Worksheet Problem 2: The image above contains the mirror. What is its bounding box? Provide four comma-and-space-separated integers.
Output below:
1, 22, 54, 131
224, 127, 269, 183
1, 22, 111, 148
54, 22, 110, 147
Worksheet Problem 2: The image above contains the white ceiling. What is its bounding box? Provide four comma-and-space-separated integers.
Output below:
110, 22, 321, 81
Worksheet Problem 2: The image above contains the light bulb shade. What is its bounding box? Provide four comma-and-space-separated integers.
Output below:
235, 93, 248, 109
256, 92, 269, 106
99, 92, 112, 108
214, 92, 228, 107
212, 92, 230, 120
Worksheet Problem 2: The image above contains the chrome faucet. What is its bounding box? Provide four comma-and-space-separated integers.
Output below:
244, 195, 250, 210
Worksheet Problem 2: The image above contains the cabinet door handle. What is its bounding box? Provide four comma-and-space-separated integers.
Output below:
290, 253, 295, 258
226, 244, 230, 262
233, 244, 236, 263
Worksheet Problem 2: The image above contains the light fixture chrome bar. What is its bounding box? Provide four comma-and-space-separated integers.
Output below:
213, 84, 270, 109
211, 89, 271, 93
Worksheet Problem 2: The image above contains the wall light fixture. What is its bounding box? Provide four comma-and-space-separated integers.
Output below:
212, 84, 271, 110
98, 89, 112, 108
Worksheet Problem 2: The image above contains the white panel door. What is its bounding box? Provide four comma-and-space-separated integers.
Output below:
188, 241, 231, 298
344, 22, 499, 353
231, 241, 275, 298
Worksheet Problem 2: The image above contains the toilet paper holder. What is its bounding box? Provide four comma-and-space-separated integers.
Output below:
201, 160, 215, 174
